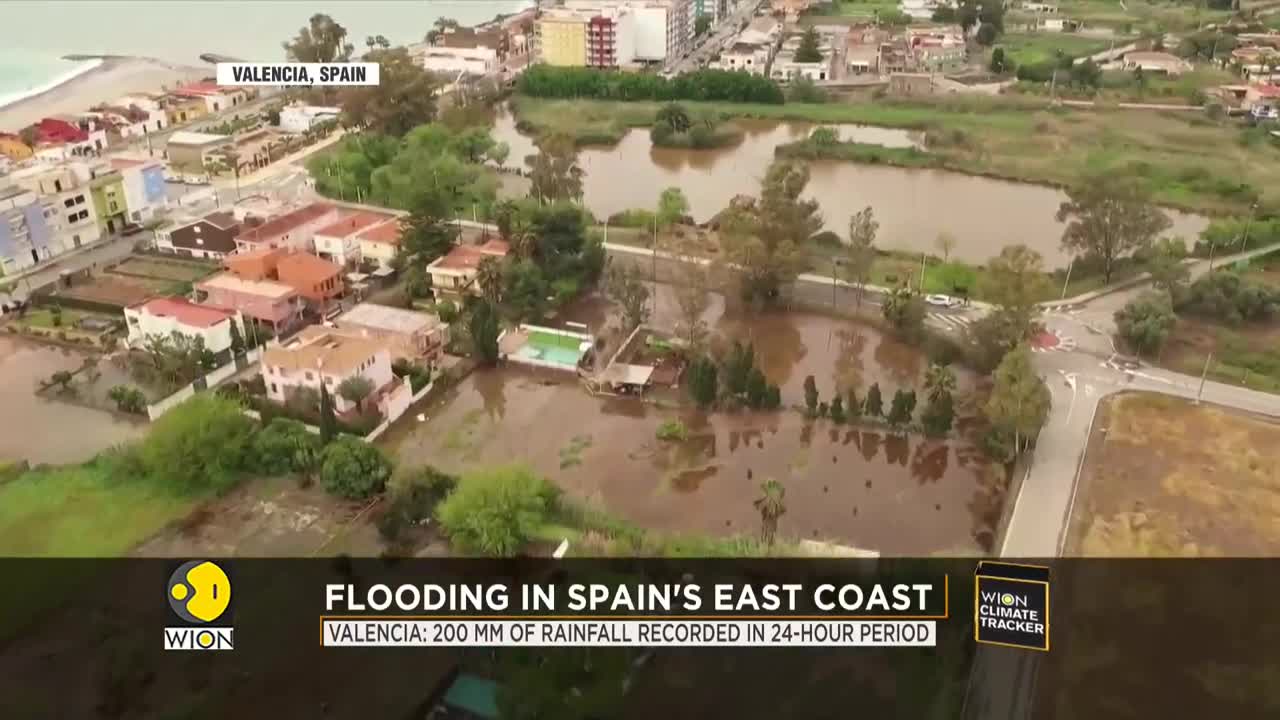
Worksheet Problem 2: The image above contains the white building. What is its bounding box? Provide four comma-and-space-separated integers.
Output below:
418, 45, 500, 76
261, 327, 400, 415
7, 161, 102, 257
278, 105, 341, 134
313, 210, 397, 267
771, 31, 836, 82
357, 219, 401, 270
426, 239, 510, 298
124, 296, 243, 354
563, 0, 692, 63
716, 42, 772, 75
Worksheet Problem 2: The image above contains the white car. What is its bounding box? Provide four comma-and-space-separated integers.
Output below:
925, 294, 961, 308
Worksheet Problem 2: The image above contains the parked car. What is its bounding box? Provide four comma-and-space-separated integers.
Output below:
924, 294, 961, 308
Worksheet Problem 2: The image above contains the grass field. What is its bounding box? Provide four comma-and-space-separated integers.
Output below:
511, 96, 1280, 215
1049, 0, 1233, 31
0, 465, 199, 556
999, 32, 1116, 66
1066, 392, 1280, 555
1161, 318, 1280, 394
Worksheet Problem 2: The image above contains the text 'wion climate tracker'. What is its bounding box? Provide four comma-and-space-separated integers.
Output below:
974, 561, 1049, 652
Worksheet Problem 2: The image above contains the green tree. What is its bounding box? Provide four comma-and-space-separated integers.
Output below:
399, 190, 459, 264
475, 256, 505, 306
830, 394, 846, 423
810, 127, 839, 147
882, 286, 926, 341
657, 186, 690, 230
924, 362, 957, 404
141, 395, 255, 494
605, 262, 651, 331
788, 77, 829, 103
764, 384, 782, 410
671, 236, 717, 349
107, 385, 146, 414
527, 134, 584, 203
253, 417, 321, 476
656, 103, 692, 134
436, 465, 557, 556
694, 14, 713, 36
979, 244, 1049, 333
469, 298, 502, 364
864, 382, 884, 418
921, 390, 955, 437
722, 161, 821, 306
976, 22, 998, 46
1146, 240, 1191, 300
967, 307, 1030, 373
723, 340, 755, 397
753, 478, 787, 548
319, 382, 336, 444
1115, 290, 1177, 356
336, 375, 375, 412
338, 47, 438, 135
1057, 174, 1173, 284
846, 388, 861, 421
795, 27, 824, 63
887, 388, 916, 429
990, 47, 1009, 73
283, 13, 354, 63
844, 207, 878, 311
745, 367, 769, 409
935, 232, 957, 264
687, 356, 719, 408
320, 436, 392, 499
983, 345, 1051, 461
803, 375, 819, 416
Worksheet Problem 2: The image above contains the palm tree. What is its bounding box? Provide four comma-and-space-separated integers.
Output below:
924, 362, 957, 404
476, 256, 504, 305
753, 478, 787, 549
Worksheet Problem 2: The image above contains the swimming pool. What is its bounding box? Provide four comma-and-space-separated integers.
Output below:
510, 328, 589, 370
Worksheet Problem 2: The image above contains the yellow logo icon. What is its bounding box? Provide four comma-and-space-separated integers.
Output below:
168, 561, 231, 624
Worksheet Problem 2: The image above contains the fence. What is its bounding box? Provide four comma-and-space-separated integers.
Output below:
364, 379, 436, 442
145, 348, 262, 421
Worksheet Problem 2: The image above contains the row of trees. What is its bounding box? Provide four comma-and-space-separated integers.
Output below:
687, 341, 783, 411
1116, 270, 1280, 355
800, 363, 959, 437
517, 65, 786, 104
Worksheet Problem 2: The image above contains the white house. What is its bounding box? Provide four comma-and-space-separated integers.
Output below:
426, 239, 510, 298
717, 42, 772, 75
312, 210, 397, 267
278, 104, 342, 134
357, 219, 401, 269
124, 296, 243, 354
261, 327, 400, 415
174, 83, 249, 114
418, 46, 499, 76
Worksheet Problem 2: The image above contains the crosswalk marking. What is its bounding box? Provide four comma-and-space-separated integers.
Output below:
927, 313, 974, 330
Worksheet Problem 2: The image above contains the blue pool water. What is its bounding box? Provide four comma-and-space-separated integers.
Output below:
515, 343, 584, 369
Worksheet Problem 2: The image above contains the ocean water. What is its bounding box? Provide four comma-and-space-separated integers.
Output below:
3, 1, 532, 65
0, 48, 101, 109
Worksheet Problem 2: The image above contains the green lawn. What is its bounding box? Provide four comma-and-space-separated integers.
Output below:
0, 465, 199, 556
999, 32, 1116, 66
808, 0, 900, 17
512, 95, 1280, 215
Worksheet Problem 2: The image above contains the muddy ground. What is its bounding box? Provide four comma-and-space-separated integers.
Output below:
1065, 391, 1280, 556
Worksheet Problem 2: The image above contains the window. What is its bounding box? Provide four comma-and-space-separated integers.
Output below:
271, 383, 278, 393
305, 371, 313, 381
75, 195, 84, 205
64, 198, 75, 208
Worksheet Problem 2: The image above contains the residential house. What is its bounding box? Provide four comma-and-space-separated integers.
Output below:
846, 44, 881, 75
772, 31, 836, 82
356, 219, 402, 270
29, 116, 104, 160
1244, 83, 1280, 113
174, 82, 249, 113
900, 0, 938, 21
772, 0, 815, 20
234, 202, 340, 253
1122, 51, 1192, 76
313, 210, 396, 267
426, 239, 510, 298
195, 272, 302, 333
156, 211, 241, 259
278, 104, 341, 133
261, 327, 407, 419
332, 302, 449, 362
1232, 46, 1280, 81
224, 246, 285, 281
1039, 17, 1080, 32
163, 94, 208, 125
717, 41, 772, 75
110, 158, 168, 224
0, 185, 57, 275
6, 162, 102, 255
276, 251, 345, 314
419, 45, 501, 76
87, 103, 166, 141
165, 131, 234, 170
434, 25, 511, 61
87, 166, 128, 235
890, 72, 938, 95
1022, 1, 1058, 12
0, 133, 33, 162
124, 296, 243, 353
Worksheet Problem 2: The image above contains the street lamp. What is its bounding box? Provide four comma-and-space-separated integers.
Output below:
1239, 201, 1259, 252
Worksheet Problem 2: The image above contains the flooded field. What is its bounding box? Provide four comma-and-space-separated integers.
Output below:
383, 301, 1008, 555
0, 336, 143, 464
494, 108, 1208, 267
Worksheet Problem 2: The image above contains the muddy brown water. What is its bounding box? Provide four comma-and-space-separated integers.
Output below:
493, 108, 1208, 267
0, 336, 144, 465
383, 308, 1007, 555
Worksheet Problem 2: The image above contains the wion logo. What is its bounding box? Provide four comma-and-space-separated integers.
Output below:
974, 561, 1050, 652
163, 560, 234, 651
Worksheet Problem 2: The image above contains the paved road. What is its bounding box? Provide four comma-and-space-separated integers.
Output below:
668, 0, 766, 74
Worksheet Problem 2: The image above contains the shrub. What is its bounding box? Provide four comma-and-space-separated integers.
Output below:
1115, 291, 1177, 356
107, 385, 147, 414
378, 465, 459, 541
319, 436, 393, 500
140, 395, 255, 495
656, 419, 688, 442
391, 358, 432, 392
252, 417, 320, 475
435, 465, 559, 556
1176, 272, 1280, 326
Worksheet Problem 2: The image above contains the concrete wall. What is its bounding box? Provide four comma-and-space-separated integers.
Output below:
146, 348, 262, 421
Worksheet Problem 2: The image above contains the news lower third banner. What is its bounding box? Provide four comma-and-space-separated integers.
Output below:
3, 559, 1280, 719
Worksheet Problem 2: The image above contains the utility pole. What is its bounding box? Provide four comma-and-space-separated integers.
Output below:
1240, 201, 1258, 252
1197, 352, 1212, 403
1061, 255, 1074, 299
1207, 237, 1218, 272
918, 252, 926, 291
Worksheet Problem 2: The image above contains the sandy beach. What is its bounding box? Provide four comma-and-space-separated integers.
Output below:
0, 56, 208, 132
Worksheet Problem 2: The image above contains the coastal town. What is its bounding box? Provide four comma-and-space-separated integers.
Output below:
0, 0, 1279, 717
